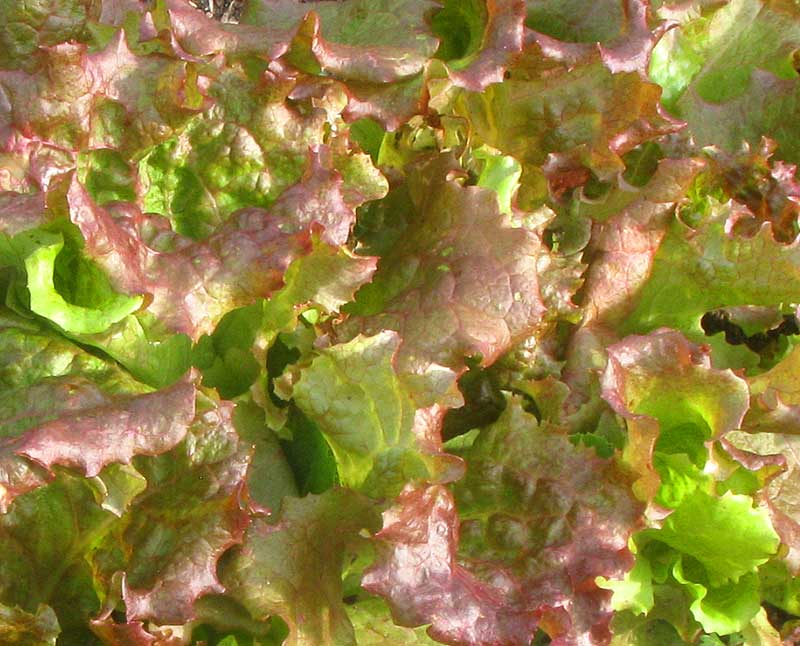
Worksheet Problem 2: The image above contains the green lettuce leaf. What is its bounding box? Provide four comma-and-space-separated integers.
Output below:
0, 309, 196, 511
724, 429, 800, 575
291, 331, 464, 498
113, 401, 251, 624
649, 490, 779, 587
601, 329, 749, 501
345, 597, 439, 645
0, 474, 115, 645
622, 201, 800, 342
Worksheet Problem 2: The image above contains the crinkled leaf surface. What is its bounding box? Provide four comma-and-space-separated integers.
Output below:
725, 429, 800, 574
0, 473, 115, 646
221, 489, 380, 646
441, 51, 678, 182
344, 153, 551, 381
69, 149, 360, 340
650, 490, 779, 586
436, 0, 525, 91
622, 202, 800, 340
1, 0, 800, 643
241, 0, 439, 82
364, 397, 643, 646
115, 394, 251, 625
0, 30, 209, 168
581, 158, 706, 327
601, 329, 749, 502
745, 345, 800, 434
345, 597, 439, 645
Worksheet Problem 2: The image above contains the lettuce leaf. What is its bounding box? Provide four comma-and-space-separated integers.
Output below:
1, 0, 800, 643
364, 397, 643, 645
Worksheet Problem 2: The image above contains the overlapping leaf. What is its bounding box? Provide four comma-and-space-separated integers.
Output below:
0, 474, 113, 645
343, 153, 552, 382
221, 489, 379, 646
0, 0, 93, 72
2, 0, 800, 643
0, 30, 209, 179
0, 310, 195, 511
0, 603, 59, 646
435, 0, 525, 90
435, 41, 680, 192
364, 397, 643, 646
0, 387, 252, 644
291, 331, 464, 498
725, 429, 800, 575
600, 329, 781, 634
651, 0, 800, 162
59, 142, 380, 385
114, 395, 251, 625
526, 0, 669, 74
602, 329, 749, 501
621, 194, 800, 342
581, 157, 706, 326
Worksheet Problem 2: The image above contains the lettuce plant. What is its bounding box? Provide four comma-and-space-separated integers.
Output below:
1, 0, 800, 644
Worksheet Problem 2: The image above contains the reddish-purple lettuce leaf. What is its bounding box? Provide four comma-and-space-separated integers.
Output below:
117, 394, 251, 624
343, 153, 550, 381
602, 329, 750, 440
89, 618, 183, 646
365, 484, 539, 646
365, 397, 643, 646
0, 0, 92, 72
164, 0, 297, 59
0, 309, 253, 632
439, 50, 680, 184
168, 0, 440, 128
526, 0, 667, 74
69, 143, 367, 339
0, 32, 209, 161
704, 139, 800, 243
581, 157, 705, 326
650, 0, 800, 162
0, 192, 47, 236
525, 0, 675, 82
730, 346, 800, 572
444, 0, 526, 91
0, 311, 194, 511
139, 61, 389, 239
13, 380, 193, 479
2, 0, 800, 643
0, 391, 251, 642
